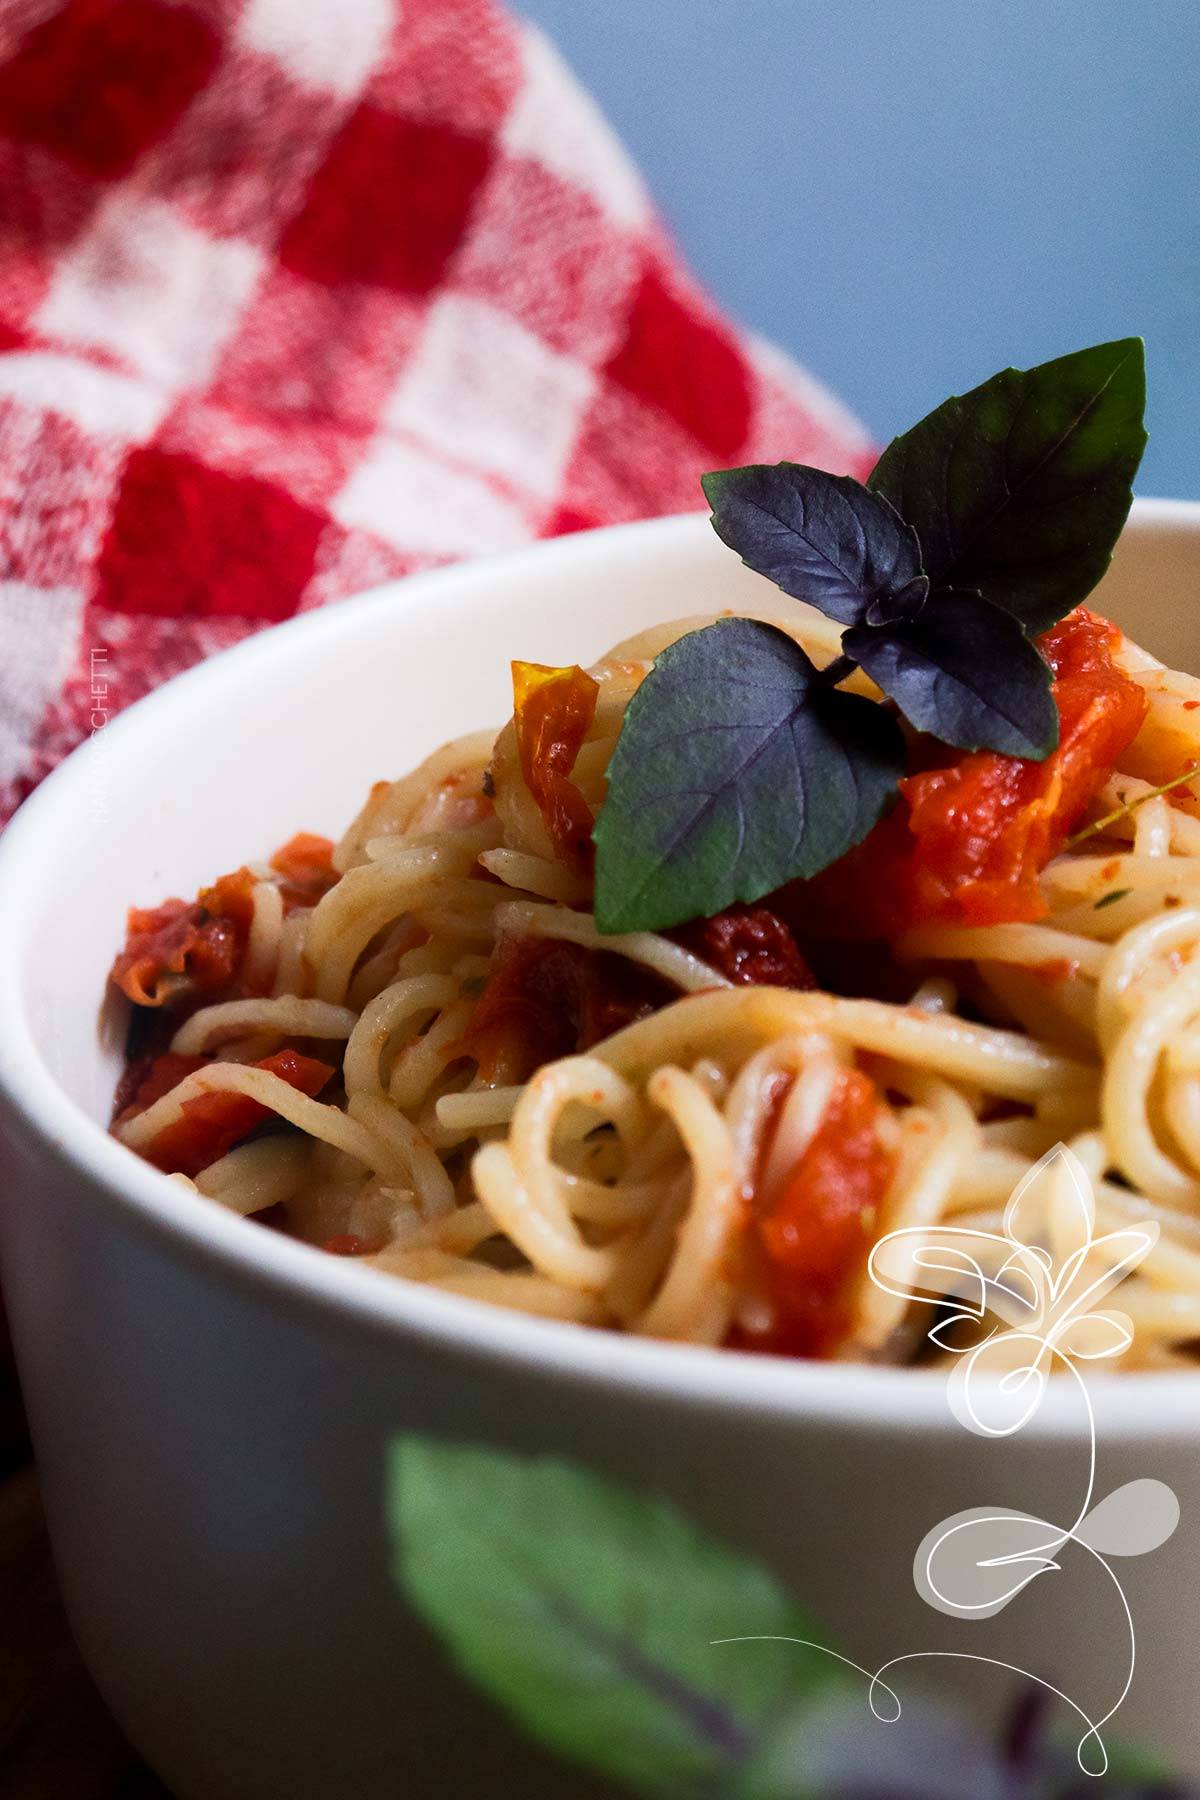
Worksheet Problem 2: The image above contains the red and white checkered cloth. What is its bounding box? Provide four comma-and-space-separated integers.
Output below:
0, 0, 872, 827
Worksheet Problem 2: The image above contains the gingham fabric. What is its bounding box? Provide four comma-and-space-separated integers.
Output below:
0, 0, 872, 826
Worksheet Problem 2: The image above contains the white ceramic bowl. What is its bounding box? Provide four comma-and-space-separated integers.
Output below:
2, 504, 1200, 1796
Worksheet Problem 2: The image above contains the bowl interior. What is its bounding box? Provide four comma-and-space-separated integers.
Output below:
2, 501, 1200, 1418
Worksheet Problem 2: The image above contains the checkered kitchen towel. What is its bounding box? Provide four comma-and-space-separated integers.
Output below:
0, 0, 872, 826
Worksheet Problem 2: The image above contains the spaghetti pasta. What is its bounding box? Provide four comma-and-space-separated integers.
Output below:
107, 603, 1200, 1367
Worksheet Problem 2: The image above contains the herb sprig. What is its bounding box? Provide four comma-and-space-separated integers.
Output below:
1065, 764, 1199, 850
594, 339, 1147, 935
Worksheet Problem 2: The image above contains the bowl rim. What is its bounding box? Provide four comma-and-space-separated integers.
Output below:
4, 501, 1200, 1441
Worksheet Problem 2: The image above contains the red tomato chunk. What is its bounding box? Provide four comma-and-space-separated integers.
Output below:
789, 607, 1149, 936
138, 1048, 333, 1178
741, 1067, 894, 1358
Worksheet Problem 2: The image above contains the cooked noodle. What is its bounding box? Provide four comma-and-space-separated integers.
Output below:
108, 608, 1200, 1366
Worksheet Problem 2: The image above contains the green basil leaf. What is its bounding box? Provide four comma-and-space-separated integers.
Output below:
592, 618, 905, 934
390, 1439, 845, 1800
702, 463, 927, 628
868, 338, 1146, 634
844, 589, 1059, 759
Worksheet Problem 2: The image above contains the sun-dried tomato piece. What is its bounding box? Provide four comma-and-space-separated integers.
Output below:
269, 833, 337, 911
139, 1048, 333, 1177
111, 867, 257, 1006
673, 904, 814, 988
511, 660, 599, 874
460, 937, 671, 1084
113, 1051, 206, 1123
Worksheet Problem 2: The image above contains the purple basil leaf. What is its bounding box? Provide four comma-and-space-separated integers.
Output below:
844, 589, 1059, 760
702, 464, 927, 628
593, 618, 905, 934
868, 339, 1146, 635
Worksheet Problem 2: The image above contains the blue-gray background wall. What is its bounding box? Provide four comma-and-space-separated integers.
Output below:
521, 1, 1198, 497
